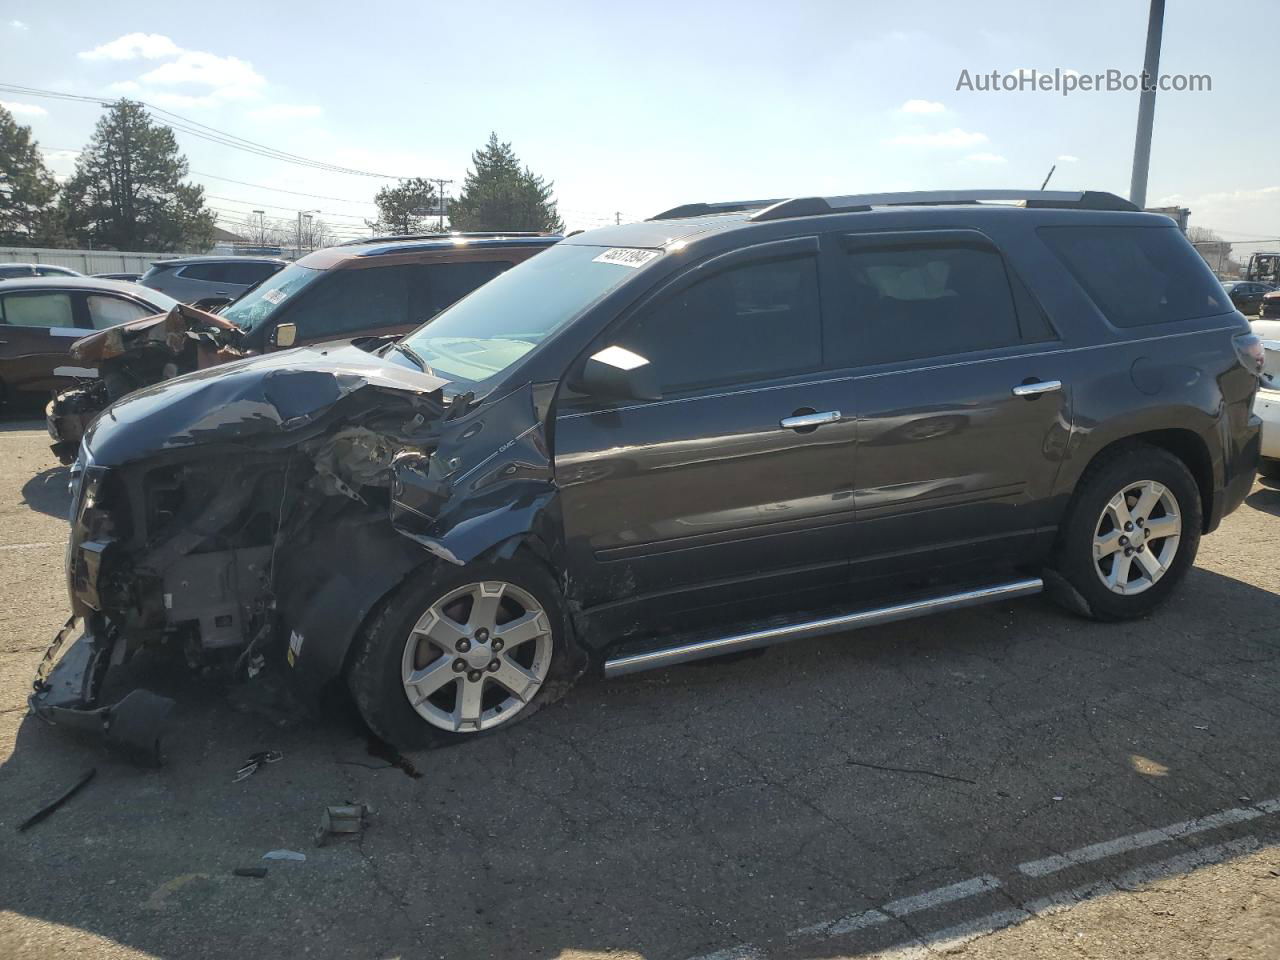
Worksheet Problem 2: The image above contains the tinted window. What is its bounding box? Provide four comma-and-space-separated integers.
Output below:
87, 295, 152, 329
293, 264, 410, 338
617, 256, 821, 392
222, 262, 279, 286
177, 263, 228, 283
34, 265, 77, 276
1040, 225, 1230, 327
408, 260, 512, 324
0, 265, 35, 279
0, 292, 74, 328
834, 244, 1023, 365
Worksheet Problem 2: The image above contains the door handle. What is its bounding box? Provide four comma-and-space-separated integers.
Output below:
780, 410, 841, 430
1012, 379, 1062, 397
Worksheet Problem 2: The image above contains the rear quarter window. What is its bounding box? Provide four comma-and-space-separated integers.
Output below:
1039, 225, 1231, 327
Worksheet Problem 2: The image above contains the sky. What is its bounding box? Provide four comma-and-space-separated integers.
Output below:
0, 0, 1275, 247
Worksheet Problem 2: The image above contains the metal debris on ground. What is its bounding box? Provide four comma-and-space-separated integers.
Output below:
17, 768, 96, 832
262, 849, 306, 861
233, 866, 268, 878
233, 750, 283, 783
315, 802, 372, 846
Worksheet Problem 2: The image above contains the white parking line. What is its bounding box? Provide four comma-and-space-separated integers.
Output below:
690, 798, 1279, 960
1017, 803, 1266, 877
0, 541, 61, 551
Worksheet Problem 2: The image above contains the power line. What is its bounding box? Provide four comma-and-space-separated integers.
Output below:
190, 171, 378, 206
0, 81, 436, 180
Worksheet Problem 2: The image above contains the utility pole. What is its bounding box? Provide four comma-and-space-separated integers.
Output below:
253, 209, 265, 246
434, 178, 451, 230
1129, 0, 1166, 210
615, 211, 621, 225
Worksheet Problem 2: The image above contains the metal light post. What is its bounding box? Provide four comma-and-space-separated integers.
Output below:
1128, 0, 1166, 209
252, 209, 265, 246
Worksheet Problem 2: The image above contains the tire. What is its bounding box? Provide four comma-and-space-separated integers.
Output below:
1259, 459, 1280, 481
1050, 443, 1202, 621
347, 555, 579, 749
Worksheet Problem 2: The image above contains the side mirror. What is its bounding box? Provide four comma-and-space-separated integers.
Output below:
576, 346, 661, 402
272, 323, 298, 348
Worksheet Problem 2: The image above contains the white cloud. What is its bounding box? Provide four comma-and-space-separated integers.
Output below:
1056, 154, 1080, 163
886, 128, 989, 148
79, 32, 182, 61
140, 51, 265, 99
10, 19, 27, 30
106, 80, 141, 94
964, 152, 1008, 164
248, 104, 323, 121
899, 99, 945, 114
1, 100, 48, 117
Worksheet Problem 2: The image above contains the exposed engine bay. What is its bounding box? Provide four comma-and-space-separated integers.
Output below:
31, 342, 559, 762
46, 303, 249, 464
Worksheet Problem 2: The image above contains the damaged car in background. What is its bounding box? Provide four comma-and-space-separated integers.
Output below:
30, 190, 1263, 761
45, 233, 560, 463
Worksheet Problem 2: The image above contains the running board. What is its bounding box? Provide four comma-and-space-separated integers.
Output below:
602, 577, 1044, 678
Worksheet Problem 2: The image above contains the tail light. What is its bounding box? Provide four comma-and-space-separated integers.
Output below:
1233, 333, 1265, 376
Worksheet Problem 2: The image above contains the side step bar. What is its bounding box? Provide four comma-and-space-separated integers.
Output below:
602, 577, 1043, 678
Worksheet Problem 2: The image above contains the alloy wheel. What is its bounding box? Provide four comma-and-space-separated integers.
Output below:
400, 581, 553, 732
1092, 480, 1182, 596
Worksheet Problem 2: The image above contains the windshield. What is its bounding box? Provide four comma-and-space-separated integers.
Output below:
221, 263, 325, 331
398, 243, 657, 383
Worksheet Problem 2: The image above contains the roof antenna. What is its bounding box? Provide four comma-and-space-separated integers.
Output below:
1040, 164, 1057, 190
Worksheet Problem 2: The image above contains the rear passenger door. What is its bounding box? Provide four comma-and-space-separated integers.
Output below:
278, 264, 413, 347
0, 291, 84, 392
827, 230, 1071, 588
554, 237, 859, 638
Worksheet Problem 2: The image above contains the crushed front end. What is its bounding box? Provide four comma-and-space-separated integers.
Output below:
30, 343, 558, 762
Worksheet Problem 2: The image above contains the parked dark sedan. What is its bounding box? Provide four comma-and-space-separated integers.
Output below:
1222, 280, 1275, 315
0, 277, 178, 405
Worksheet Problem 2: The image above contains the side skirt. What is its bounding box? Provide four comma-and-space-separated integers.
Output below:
601, 577, 1044, 678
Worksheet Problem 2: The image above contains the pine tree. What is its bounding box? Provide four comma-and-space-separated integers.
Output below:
0, 104, 62, 245
61, 100, 216, 251
368, 177, 440, 235
447, 133, 564, 233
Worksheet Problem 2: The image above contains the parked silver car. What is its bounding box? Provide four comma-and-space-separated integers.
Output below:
0, 262, 82, 279
138, 256, 286, 305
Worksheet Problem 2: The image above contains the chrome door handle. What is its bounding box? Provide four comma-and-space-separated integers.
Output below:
1012, 380, 1062, 397
780, 410, 841, 429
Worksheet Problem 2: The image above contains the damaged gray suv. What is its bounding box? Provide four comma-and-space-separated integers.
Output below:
32, 190, 1264, 758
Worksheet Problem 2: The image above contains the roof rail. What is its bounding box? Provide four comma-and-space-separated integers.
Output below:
745, 190, 1137, 222
649, 199, 784, 221
339, 231, 553, 246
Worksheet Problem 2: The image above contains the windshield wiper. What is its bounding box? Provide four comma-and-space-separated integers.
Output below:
391, 340, 428, 371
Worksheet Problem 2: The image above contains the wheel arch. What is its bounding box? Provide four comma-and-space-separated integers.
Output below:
1068, 428, 1215, 533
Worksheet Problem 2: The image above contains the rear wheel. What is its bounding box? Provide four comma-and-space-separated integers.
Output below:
347, 557, 578, 749
1050, 444, 1202, 621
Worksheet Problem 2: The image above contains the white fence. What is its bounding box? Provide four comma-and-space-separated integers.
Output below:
0, 246, 196, 275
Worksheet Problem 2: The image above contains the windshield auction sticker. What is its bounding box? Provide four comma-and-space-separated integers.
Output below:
593, 248, 660, 268
261, 288, 288, 305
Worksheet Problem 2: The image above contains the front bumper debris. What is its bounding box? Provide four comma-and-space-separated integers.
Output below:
28, 616, 174, 765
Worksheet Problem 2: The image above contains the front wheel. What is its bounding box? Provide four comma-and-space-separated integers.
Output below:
1050, 444, 1202, 621
347, 557, 579, 749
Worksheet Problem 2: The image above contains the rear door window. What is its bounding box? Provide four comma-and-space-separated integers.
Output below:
829, 242, 1031, 365
222, 262, 280, 286
291, 264, 411, 338
408, 260, 513, 325
616, 255, 822, 393
1040, 225, 1231, 327
0, 292, 75, 328
177, 263, 229, 283
87, 295, 153, 329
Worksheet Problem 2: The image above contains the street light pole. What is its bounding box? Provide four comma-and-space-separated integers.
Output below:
252, 209, 264, 246
1128, 0, 1166, 210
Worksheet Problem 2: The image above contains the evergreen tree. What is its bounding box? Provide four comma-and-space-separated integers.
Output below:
61, 100, 216, 251
448, 133, 564, 233
368, 177, 440, 235
0, 104, 62, 245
